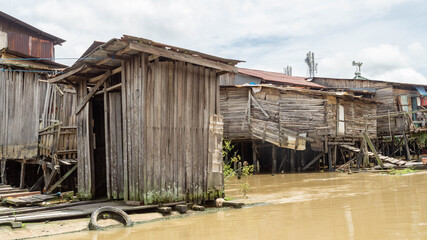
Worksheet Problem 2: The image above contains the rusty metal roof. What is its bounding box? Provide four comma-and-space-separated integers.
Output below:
238, 68, 325, 89
0, 11, 65, 45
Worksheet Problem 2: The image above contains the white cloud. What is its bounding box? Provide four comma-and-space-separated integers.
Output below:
373, 68, 427, 84
0, 0, 425, 84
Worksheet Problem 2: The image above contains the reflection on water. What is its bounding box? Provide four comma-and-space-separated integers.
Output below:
37, 172, 427, 240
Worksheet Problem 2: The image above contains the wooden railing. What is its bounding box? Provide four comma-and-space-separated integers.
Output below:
39, 123, 77, 163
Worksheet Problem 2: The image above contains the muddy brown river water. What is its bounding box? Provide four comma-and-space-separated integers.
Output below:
37, 171, 427, 240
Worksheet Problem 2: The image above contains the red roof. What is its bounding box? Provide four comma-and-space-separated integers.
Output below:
238, 68, 324, 88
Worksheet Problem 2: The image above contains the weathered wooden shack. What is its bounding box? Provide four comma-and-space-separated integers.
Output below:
312, 77, 427, 135
221, 83, 379, 172
49, 35, 240, 203
312, 77, 427, 160
0, 11, 77, 191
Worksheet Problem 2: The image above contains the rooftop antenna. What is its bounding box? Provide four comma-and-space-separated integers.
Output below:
352, 61, 363, 78
284, 65, 292, 76
305, 51, 318, 78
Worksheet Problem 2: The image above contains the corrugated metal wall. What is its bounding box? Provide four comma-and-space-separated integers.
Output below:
7, 31, 53, 58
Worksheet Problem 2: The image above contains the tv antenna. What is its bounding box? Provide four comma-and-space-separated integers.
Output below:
352, 61, 363, 77
305, 51, 318, 78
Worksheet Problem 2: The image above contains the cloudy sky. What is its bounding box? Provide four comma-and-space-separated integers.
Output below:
2, 0, 426, 84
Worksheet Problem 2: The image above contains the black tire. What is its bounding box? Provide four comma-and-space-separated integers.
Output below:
88, 206, 133, 230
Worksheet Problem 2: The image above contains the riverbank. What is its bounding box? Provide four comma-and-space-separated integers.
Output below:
3, 170, 427, 240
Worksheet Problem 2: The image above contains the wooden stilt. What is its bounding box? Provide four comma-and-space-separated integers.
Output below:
272, 145, 277, 176
290, 149, 295, 173
0, 160, 6, 184
333, 145, 337, 169
252, 141, 258, 174
403, 132, 411, 161
19, 160, 26, 189
301, 150, 306, 168
328, 145, 333, 171
278, 149, 287, 173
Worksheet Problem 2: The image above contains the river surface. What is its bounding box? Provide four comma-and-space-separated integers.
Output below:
38, 171, 427, 240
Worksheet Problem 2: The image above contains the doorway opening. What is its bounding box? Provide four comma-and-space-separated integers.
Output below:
92, 95, 107, 198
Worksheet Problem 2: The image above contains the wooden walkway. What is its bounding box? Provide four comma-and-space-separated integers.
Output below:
340, 145, 406, 166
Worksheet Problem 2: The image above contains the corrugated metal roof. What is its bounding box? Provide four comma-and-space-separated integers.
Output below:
238, 68, 324, 88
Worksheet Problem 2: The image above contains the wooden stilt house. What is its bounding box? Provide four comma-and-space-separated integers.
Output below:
221, 83, 379, 172
49, 35, 240, 203
0, 11, 77, 191
312, 77, 427, 161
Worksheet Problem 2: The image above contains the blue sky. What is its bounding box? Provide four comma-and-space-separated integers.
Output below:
2, 0, 426, 84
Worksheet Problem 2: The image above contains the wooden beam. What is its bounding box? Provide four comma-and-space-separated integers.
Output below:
88, 67, 121, 83
148, 54, 160, 62
303, 152, 323, 171
43, 166, 59, 193
128, 42, 237, 73
75, 70, 111, 115
107, 53, 131, 61
116, 46, 131, 55
363, 132, 384, 167
49, 65, 86, 83
249, 92, 270, 119
47, 164, 77, 194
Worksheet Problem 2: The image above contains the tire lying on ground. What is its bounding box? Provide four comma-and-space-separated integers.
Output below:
88, 206, 133, 230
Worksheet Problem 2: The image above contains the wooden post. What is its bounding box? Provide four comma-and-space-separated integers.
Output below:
301, 150, 306, 168
19, 160, 26, 189
363, 132, 384, 167
0, 159, 6, 184
252, 141, 258, 174
278, 149, 287, 173
272, 145, 277, 176
328, 145, 333, 171
290, 149, 295, 173
333, 145, 337, 169
403, 132, 411, 161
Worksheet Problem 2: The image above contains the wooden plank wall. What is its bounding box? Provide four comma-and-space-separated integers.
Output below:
76, 80, 95, 199
220, 87, 251, 140
279, 91, 327, 133
0, 71, 44, 159
251, 88, 281, 145
120, 53, 220, 204
341, 99, 377, 137
219, 73, 235, 86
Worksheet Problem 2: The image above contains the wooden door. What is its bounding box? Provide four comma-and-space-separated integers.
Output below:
105, 92, 124, 199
